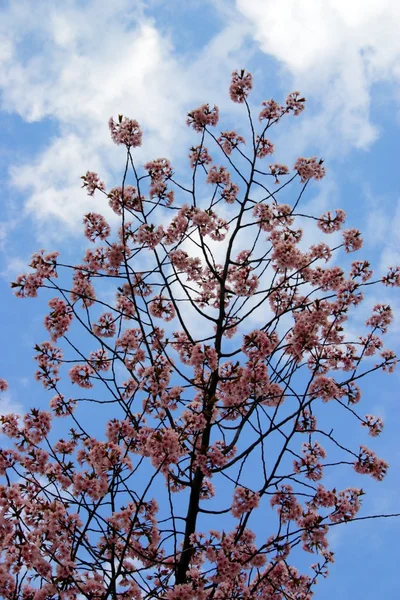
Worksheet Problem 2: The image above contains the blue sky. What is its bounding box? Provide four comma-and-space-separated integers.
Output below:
0, 0, 399, 597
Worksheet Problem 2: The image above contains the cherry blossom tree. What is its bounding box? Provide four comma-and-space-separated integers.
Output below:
1, 69, 399, 599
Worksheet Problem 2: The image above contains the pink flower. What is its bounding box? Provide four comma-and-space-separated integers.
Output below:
206, 165, 231, 186
149, 295, 176, 321
81, 171, 105, 196
188, 145, 213, 168
0, 378, 8, 392
366, 304, 393, 334
44, 297, 73, 341
92, 312, 117, 338
286, 91, 306, 115
134, 224, 165, 249
256, 135, 275, 158
217, 130, 246, 155
187, 104, 219, 131
354, 445, 388, 481
144, 157, 173, 182
259, 99, 284, 121
108, 185, 143, 214
69, 364, 94, 388
318, 208, 346, 233
231, 486, 260, 518
269, 163, 289, 184
83, 212, 111, 242
342, 228, 363, 252
362, 414, 384, 437
109, 115, 142, 147
220, 183, 239, 204
382, 265, 400, 287
229, 69, 253, 103
294, 157, 326, 182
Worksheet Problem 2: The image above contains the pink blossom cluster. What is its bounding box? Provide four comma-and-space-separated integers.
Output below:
285, 91, 306, 115
259, 99, 284, 121
231, 486, 260, 518
229, 69, 253, 103
269, 163, 290, 183
187, 104, 219, 132
270, 484, 303, 523
342, 227, 363, 252
362, 414, 384, 437
318, 208, 346, 233
294, 156, 326, 182
135, 223, 165, 249
34, 341, 63, 389
366, 304, 393, 333
293, 441, 327, 481
227, 255, 259, 297
109, 115, 143, 147
217, 130, 246, 155
354, 445, 389, 481
149, 295, 176, 321
382, 265, 400, 287
188, 145, 213, 169
206, 165, 231, 186
220, 182, 239, 204
70, 267, 96, 307
92, 312, 117, 337
255, 135, 275, 158
44, 297, 73, 341
12, 250, 59, 298
253, 202, 294, 232
81, 170, 105, 196
108, 185, 143, 214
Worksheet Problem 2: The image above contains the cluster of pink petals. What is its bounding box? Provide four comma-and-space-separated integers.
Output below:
44, 297, 73, 341
30, 249, 59, 278
379, 349, 398, 373
81, 170, 105, 196
382, 265, 400, 287
285, 91, 306, 115
259, 99, 284, 121
294, 156, 326, 182
229, 69, 253, 103
34, 341, 63, 389
366, 304, 393, 334
231, 486, 260, 518
354, 445, 389, 481
342, 228, 363, 252
149, 295, 176, 321
135, 223, 165, 249
317, 208, 346, 233
293, 441, 327, 481
256, 135, 275, 158
217, 130, 246, 155
188, 145, 213, 169
362, 414, 384, 437
187, 104, 219, 132
70, 267, 96, 307
109, 115, 142, 147
269, 163, 290, 184
206, 165, 231, 186
92, 312, 117, 337
83, 212, 111, 242
220, 182, 239, 204
108, 185, 143, 214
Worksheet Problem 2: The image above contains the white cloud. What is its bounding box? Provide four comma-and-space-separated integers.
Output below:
235, 0, 400, 151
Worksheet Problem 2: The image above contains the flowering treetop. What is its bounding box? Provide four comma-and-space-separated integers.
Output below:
1, 68, 399, 600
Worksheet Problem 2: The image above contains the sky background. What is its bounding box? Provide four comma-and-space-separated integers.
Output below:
0, 0, 399, 597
